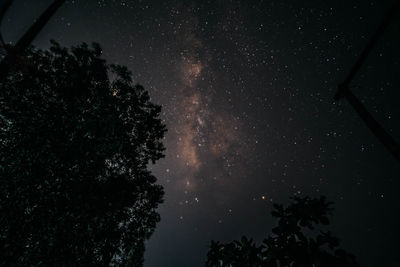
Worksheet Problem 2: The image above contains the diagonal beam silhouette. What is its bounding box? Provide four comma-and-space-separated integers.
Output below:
335, 1, 400, 162
0, 0, 65, 78
14, 0, 65, 50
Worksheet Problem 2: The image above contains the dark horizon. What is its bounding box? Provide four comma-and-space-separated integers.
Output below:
2, 0, 400, 266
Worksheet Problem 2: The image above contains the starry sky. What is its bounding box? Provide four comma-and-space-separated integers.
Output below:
2, 0, 400, 266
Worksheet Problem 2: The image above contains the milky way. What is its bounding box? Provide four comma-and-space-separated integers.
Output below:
168, 6, 246, 193
4, 1, 400, 266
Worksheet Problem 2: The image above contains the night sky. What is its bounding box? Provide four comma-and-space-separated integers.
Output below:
3, 0, 400, 266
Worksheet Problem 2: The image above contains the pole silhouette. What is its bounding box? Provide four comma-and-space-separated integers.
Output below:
335, 1, 400, 162
0, 0, 65, 78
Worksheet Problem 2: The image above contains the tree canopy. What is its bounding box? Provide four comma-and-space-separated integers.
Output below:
0, 41, 166, 266
206, 196, 359, 267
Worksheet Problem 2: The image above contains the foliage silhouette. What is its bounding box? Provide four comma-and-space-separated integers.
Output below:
0, 41, 166, 266
206, 196, 358, 267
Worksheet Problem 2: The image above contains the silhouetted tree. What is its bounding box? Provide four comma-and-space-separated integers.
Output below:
0, 41, 166, 266
206, 196, 358, 267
